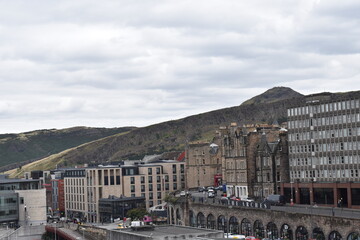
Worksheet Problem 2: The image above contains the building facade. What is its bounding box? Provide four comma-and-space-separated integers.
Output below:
186, 141, 222, 189
285, 93, 360, 208
64, 160, 185, 223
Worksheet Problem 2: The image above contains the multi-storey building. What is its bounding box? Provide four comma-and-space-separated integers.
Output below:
186, 141, 222, 189
220, 123, 289, 200
285, 93, 360, 208
64, 160, 185, 223
219, 123, 248, 198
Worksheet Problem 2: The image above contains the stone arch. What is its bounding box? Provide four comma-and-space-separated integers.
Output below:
295, 226, 308, 240
266, 222, 279, 239
207, 214, 216, 229
218, 215, 227, 232
229, 216, 239, 234
254, 220, 265, 239
197, 212, 206, 228
329, 231, 342, 240
347, 232, 360, 240
175, 208, 181, 225
313, 227, 325, 240
241, 218, 252, 236
280, 223, 293, 240
189, 210, 196, 227
170, 206, 175, 224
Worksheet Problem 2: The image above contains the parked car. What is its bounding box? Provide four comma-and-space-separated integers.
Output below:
229, 196, 241, 201
198, 187, 206, 192
243, 197, 255, 202
263, 194, 285, 206
208, 189, 216, 198
180, 191, 186, 197
225, 233, 246, 239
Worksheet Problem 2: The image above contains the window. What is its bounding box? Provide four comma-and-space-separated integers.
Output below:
141, 176, 145, 184
141, 185, 145, 192
157, 184, 161, 191
173, 183, 177, 190
148, 176, 153, 183
131, 185, 135, 193
165, 183, 169, 190
172, 165, 177, 174
148, 168, 152, 175
156, 167, 161, 174
130, 177, 135, 184
173, 175, 177, 182
156, 176, 161, 183
165, 175, 169, 182
180, 164, 184, 173
149, 184, 153, 191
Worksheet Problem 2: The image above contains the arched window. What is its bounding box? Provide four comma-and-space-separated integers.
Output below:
229, 216, 239, 234
295, 226, 308, 240
313, 227, 325, 240
329, 231, 342, 240
280, 224, 293, 240
241, 218, 252, 236
254, 220, 265, 239
197, 212, 206, 228
218, 215, 227, 232
347, 232, 360, 240
267, 222, 278, 239
207, 214, 215, 229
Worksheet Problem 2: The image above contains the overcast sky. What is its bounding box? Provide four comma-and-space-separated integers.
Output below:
0, 0, 360, 134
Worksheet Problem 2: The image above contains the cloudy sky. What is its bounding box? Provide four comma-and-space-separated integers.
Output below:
0, 0, 360, 134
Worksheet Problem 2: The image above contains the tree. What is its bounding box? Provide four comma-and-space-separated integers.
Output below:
127, 208, 148, 220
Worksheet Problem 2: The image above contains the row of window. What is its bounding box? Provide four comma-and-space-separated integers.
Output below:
290, 142, 360, 154
291, 155, 360, 166
291, 168, 360, 179
289, 114, 360, 130
288, 99, 360, 117
66, 202, 85, 210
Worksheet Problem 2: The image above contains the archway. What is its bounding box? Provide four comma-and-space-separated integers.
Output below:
207, 214, 216, 229
197, 212, 206, 228
218, 215, 227, 232
229, 216, 239, 234
347, 232, 360, 240
313, 227, 325, 240
280, 223, 293, 240
329, 231, 342, 240
241, 218, 252, 236
295, 226, 308, 240
170, 207, 175, 224
254, 220, 265, 239
176, 208, 181, 225
267, 222, 278, 240
189, 210, 196, 227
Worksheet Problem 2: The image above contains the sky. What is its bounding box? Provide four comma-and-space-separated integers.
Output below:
0, 0, 360, 134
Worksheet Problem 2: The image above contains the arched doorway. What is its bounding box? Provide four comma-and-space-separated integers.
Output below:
207, 214, 216, 229
218, 215, 227, 232
295, 226, 308, 240
254, 220, 265, 239
280, 223, 293, 240
347, 232, 360, 240
189, 210, 196, 227
329, 231, 342, 240
229, 216, 239, 234
267, 222, 278, 240
241, 218, 252, 236
313, 227, 325, 240
197, 212, 206, 228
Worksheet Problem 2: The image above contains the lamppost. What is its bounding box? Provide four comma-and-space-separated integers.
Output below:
290, 182, 294, 206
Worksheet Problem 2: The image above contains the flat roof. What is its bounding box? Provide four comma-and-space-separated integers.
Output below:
117, 225, 223, 238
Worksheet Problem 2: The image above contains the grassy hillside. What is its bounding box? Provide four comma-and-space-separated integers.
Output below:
6, 87, 306, 178
0, 126, 135, 171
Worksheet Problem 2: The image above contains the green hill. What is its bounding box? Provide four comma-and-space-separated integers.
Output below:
0, 126, 135, 172
5, 86, 307, 177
